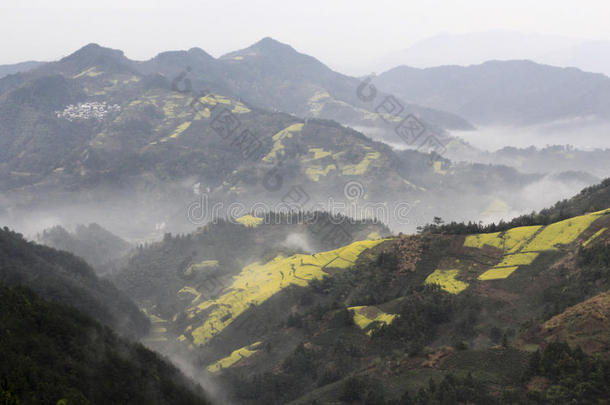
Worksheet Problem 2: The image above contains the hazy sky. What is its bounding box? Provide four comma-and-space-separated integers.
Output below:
2, 0, 610, 73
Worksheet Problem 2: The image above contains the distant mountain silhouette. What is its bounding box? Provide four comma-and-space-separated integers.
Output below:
374, 60, 610, 125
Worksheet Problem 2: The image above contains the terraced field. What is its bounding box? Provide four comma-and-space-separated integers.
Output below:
583, 228, 607, 247
348, 305, 398, 335
521, 212, 603, 252
424, 269, 469, 294
474, 209, 610, 281
142, 312, 170, 344
182, 239, 386, 345
463, 225, 541, 252
428, 209, 610, 289
207, 341, 262, 373
262, 123, 304, 163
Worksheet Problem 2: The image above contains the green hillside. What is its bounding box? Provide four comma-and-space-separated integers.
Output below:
111, 212, 389, 346
0, 226, 148, 338
0, 283, 210, 405
109, 181, 610, 404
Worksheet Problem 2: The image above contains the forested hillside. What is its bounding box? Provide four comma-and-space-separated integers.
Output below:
0, 283, 210, 405
0, 226, 148, 338
107, 180, 610, 404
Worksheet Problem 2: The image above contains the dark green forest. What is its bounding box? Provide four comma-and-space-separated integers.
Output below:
0, 283, 210, 405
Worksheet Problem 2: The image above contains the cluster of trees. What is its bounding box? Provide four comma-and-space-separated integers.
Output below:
334, 342, 610, 404
372, 285, 455, 354
579, 242, 610, 268
401, 373, 498, 405
524, 342, 610, 403
340, 376, 385, 404
0, 283, 210, 405
418, 177, 610, 235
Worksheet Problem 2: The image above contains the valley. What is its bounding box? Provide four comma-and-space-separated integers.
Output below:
1, 8, 610, 404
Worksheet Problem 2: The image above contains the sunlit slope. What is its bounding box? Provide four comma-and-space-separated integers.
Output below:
184, 239, 386, 345
521, 212, 603, 252
464, 209, 609, 281
424, 269, 469, 294
463, 225, 542, 252
427, 209, 610, 291
207, 341, 262, 373
535, 291, 610, 354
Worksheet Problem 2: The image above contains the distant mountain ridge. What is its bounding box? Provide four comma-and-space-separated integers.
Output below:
0, 61, 44, 79
373, 31, 610, 77
137, 37, 473, 134
373, 60, 610, 126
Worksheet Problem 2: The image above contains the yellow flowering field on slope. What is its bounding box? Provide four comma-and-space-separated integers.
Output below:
463, 231, 502, 250
478, 266, 519, 280
305, 164, 336, 181
187, 239, 386, 345
168, 121, 192, 139
262, 123, 304, 163
502, 226, 544, 253
463, 226, 541, 252
348, 306, 397, 335
470, 209, 610, 281
494, 252, 540, 267
583, 228, 607, 247
522, 211, 606, 252
306, 147, 332, 161
341, 150, 380, 175
235, 214, 264, 227
424, 269, 469, 294
207, 341, 262, 373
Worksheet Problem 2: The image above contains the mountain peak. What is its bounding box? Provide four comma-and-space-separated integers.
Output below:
187, 47, 213, 59
221, 37, 299, 60
253, 37, 290, 48
57, 43, 131, 75
250, 37, 296, 54
61, 43, 125, 63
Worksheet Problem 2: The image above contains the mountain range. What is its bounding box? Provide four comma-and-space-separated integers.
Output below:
0, 61, 44, 79
373, 31, 610, 78
0, 40, 604, 240
373, 60, 610, 126
1, 36, 609, 404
